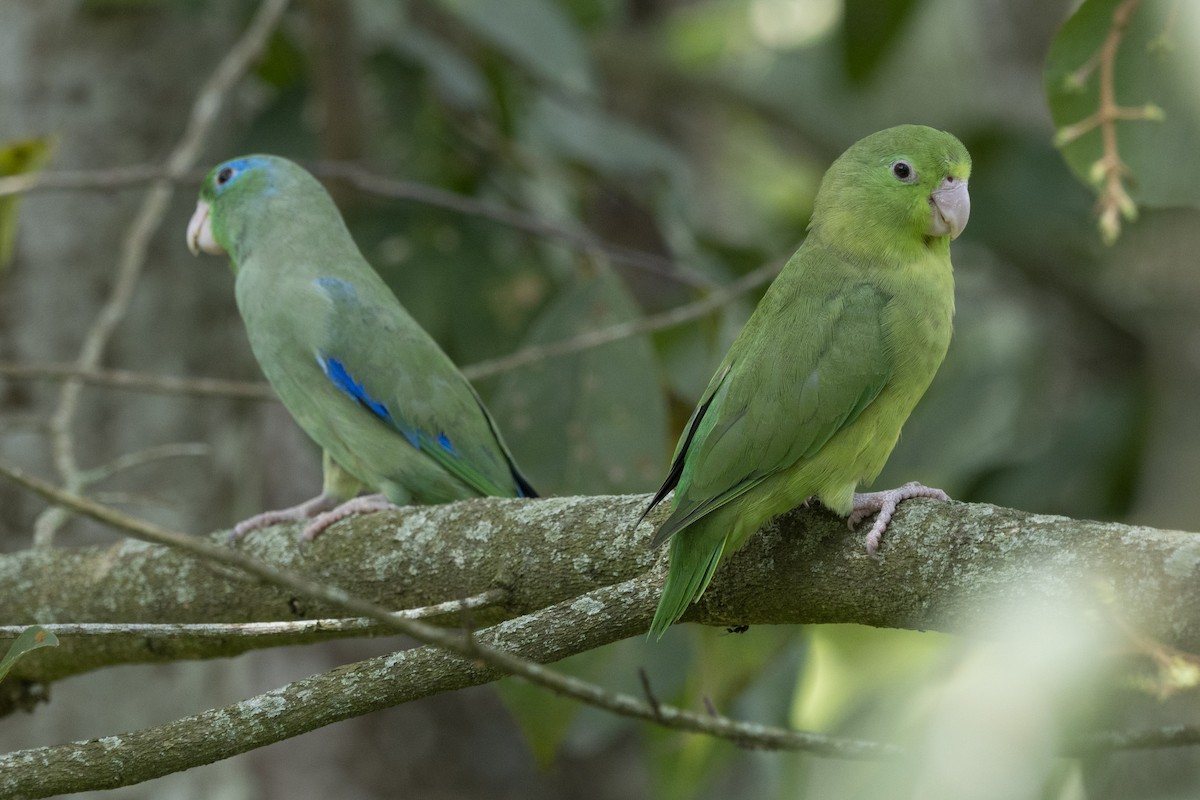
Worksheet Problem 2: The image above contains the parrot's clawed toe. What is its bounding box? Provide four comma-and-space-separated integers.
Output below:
849, 481, 950, 556
228, 492, 343, 543
298, 494, 398, 544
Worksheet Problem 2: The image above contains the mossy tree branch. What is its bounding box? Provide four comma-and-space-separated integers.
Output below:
2, 483, 1199, 795
3, 494, 1198, 686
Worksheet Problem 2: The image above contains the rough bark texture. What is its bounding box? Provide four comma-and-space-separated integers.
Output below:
3, 495, 1197, 684
2, 494, 1198, 796
0, 575, 655, 799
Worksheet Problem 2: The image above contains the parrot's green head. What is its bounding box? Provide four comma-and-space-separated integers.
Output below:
187, 154, 339, 270
809, 125, 971, 260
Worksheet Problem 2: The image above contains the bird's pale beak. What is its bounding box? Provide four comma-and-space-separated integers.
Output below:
929, 177, 970, 240
186, 200, 225, 256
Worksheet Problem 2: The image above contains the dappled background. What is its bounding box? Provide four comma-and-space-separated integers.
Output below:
3, 0, 1200, 797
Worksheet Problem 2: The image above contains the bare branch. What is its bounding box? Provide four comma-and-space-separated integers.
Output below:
462, 259, 778, 380
1068, 724, 1200, 754
310, 161, 713, 288
5, 461, 1200, 671
0, 164, 193, 196
0, 159, 712, 288
79, 442, 211, 487
0, 572, 901, 799
0, 360, 276, 400
0, 588, 507, 640
4, 458, 1200, 791
0, 461, 902, 779
0, 259, 773, 394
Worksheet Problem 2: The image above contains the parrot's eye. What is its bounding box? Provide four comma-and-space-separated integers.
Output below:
890, 160, 916, 183
216, 166, 235, 186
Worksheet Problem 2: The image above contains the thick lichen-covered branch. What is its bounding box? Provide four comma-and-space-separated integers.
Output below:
3, 455, 1200, 794
1, 465, 912, 796
0, 571, 907, 799
2, 486, 1198, 686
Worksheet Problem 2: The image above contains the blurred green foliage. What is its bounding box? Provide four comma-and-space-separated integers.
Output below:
200, 0, 1200, 796
491, 268, 668, 495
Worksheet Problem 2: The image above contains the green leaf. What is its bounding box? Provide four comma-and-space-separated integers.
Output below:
434, 0, 594, 95
1046, 0, 1200, 227
0, 625, 59, 682
391, 30, 490, 110
255, 28, 306, 90
841, 0, 924, 83
648, 625, 804, 799
497, 635, 684, 768
522, 93, 687, 180
0, 135, 57, 274
495, 644, 621, 768
490, 268, 669, 495
792, 625, 949, 732
495, 674, 578, 768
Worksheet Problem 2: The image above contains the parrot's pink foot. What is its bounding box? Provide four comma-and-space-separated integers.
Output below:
298, 493, 398, 544
848, 481, 950, 556
230, 493, 342, 542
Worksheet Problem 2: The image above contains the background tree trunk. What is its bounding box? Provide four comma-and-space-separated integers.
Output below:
0, 5, 584, 798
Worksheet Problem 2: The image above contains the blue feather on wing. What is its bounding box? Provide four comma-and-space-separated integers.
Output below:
317, 354, 421, 449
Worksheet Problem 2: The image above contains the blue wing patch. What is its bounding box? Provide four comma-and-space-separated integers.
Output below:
437, 433, 456, 455
314, 276, 358, 300
317, 354, 421, 449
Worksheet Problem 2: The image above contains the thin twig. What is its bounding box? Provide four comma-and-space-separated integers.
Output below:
311, 162, 713, 287
32, 0, 291, 545
88, 491, 173, 511
0, 458, 901, 760
1067, 724, 1200, 754
0, 361, 276, 400
0, 589, 508, 641
0, 165, 203, 197
639, 668, 664, 720
392, 588, 510, 621
0, 620, 371, 639
79, 442, 211, 486
0, 261, 775, 395
461, 259, 779, 381
0, 160, 712, 288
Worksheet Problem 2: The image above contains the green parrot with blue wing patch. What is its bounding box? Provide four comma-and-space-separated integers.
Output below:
188, 155, 535, 542
643, 125, 971, 638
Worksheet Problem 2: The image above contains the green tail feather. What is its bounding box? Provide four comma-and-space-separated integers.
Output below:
648, 531, 726, 639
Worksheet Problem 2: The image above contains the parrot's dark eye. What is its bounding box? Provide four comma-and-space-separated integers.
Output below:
890, 160, 915, 182
217, 166, 234, 185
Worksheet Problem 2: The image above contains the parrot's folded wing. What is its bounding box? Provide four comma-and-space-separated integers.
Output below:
649, 281, 892, 547
313, 275, 534, 499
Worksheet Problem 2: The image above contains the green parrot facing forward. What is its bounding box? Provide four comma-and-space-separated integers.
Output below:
643, 125, 971, 638
188, 155, 536, 542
